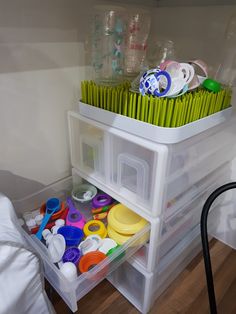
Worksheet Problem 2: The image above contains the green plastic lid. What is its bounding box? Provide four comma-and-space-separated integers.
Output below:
106, 245, 125, 260
202, 78, 221, 93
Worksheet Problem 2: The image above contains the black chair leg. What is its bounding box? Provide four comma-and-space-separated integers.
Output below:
200, 182, 236, 314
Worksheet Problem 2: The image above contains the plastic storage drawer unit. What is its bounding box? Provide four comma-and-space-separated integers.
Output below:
68, 111, 236, 219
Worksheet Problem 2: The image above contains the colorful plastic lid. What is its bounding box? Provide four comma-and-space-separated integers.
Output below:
72, 184, 97, 203
78, 235, 102, 255
106, 245, 125, 260
106, 245, 120, 256
107, 204, 148, 235
62, 247, 81, 265
83, 220, 107, 238
107, 225, 132, 245
92, 193, 113, 208
78, 251, 106, 273
57, 226, 84, 247
202, 78, 221, 93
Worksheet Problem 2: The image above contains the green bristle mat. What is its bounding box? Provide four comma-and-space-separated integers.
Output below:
81, 81, 232, 128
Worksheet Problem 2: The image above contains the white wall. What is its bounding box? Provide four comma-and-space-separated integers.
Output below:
0, 0, 155, 200
0, 0, 85, 199
150, 5, 236, 77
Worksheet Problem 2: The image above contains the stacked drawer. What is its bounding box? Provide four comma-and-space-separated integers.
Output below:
107, 225, 202, 314
68, 111, 236, 312
14, 177, 151, 313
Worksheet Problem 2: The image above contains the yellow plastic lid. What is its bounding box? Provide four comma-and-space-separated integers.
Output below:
83, 220, 107, 239
107, 225, 132, 245
107, 204, 148, 235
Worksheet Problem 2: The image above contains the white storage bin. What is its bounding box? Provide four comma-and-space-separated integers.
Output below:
13, 177, 151, 312
108, 225, 202, 314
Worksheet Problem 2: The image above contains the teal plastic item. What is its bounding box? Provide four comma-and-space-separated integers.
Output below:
36, 198, 61, 240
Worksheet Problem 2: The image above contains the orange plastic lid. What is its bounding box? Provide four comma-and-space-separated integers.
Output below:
79, 251, 106, 273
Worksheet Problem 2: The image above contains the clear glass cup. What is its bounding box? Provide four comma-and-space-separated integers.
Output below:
124, 10, 151, 80
91, 5, 126, 86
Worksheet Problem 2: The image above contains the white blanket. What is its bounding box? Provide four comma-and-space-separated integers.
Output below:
0, 194, 55, 314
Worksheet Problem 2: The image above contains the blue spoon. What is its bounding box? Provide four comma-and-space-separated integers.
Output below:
36, 198, 61, 240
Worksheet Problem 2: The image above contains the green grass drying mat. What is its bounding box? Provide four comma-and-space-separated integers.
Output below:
81, 80, 232, 128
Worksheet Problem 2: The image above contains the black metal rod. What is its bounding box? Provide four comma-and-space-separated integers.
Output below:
200, 182, 236, 314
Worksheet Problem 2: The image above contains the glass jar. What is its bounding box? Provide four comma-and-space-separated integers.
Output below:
91, 5, 126, 86
124, 9, 151, 80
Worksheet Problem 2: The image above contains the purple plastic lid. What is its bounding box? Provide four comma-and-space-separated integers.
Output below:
62, 247, 81, 265
92, 193, 113, 208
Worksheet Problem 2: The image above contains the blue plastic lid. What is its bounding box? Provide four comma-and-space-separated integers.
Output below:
58, 225, 84, 247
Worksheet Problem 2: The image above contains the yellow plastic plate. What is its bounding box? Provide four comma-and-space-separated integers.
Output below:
107, 225, 132, 245
107, 204, 148, 235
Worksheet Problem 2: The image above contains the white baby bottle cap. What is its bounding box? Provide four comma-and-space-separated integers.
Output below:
78, 238, 99, 255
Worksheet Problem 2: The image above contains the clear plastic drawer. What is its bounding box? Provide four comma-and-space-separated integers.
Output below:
14, 177, 150, 312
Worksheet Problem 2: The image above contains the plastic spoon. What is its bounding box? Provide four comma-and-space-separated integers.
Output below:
36, 198, 61, 240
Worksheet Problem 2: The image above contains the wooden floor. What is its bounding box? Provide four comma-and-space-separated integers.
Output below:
49, 239, 236, 314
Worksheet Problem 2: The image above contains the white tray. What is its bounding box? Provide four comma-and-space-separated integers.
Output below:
78, 101, 232, 144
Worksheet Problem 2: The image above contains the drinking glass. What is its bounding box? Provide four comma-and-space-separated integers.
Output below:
91, 5, 126, 86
